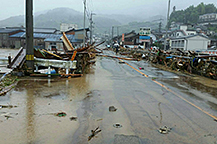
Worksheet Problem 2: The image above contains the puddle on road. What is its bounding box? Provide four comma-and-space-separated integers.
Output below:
0, 74, 95, 144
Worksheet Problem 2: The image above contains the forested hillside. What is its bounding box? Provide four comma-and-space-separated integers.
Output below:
169, 3, 217, 24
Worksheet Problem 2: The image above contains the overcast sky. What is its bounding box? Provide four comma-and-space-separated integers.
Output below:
0, 0, 216, 20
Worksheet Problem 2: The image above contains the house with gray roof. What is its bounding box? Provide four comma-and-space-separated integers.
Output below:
0, 28, 24, 48
9, 32, 82, 50
170, 34, 210, 51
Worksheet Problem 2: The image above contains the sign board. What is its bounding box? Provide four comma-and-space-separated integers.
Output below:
139, 36, 150, 40
139, 27, 151, 36
122, 34, 125, 42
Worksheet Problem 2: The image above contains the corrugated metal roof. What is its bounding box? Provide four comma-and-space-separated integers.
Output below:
10, 32, 81, 43
0, 28, 23, 34
5, 27, 57, 34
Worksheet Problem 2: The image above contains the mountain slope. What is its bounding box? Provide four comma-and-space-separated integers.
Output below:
0, 7, 165, 35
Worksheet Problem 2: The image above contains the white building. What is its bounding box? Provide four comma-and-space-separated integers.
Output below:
60, 23, 78, 32
199, 13, 217, 22
170, 34, 210, 51
179, 25, 197, 36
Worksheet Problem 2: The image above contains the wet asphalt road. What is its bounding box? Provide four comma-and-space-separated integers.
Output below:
0, 50, 217, 144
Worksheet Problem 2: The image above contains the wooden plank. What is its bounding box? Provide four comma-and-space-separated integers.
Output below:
61, 32, 74, 51
42, 49, 63, 60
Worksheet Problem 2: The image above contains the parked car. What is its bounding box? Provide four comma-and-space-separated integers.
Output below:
210, 46, 216, 49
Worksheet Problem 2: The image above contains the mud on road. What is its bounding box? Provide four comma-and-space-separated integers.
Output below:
0, 51, 217, 144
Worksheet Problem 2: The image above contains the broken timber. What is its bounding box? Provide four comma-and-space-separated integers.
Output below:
61, 32, 74, 52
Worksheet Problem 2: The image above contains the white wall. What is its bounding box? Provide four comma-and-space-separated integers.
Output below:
186, 35, 208, 51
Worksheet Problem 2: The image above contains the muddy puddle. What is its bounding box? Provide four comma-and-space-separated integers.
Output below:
0, 74, 96, 144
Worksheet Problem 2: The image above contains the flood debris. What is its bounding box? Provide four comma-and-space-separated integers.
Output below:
88, 126, 102, 141
119, 61, 125, 64
158, 126, 171, 134
1, 112, 18, 120
55, 112, 67, 117
7, 33, 105, 79
0, 104, 17, 109
142, 48, 217, 80
70, 116, 77, 121
106, 46, 217, 80
4, 115, 13, 120
113, 123, 122, 128
0, 75, 18, 96
109, 106, 117, 112
97, 118, 103, 121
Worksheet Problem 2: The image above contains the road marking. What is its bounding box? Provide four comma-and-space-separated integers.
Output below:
119, 59, 217, 121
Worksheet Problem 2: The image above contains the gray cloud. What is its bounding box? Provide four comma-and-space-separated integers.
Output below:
0, 0, 216, 20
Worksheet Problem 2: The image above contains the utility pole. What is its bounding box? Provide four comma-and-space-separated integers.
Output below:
90, 12, 96, 44
117, 26, 119, 37
159, 21, 162, 33
111, 26, 114, 47
26, 0, 34, 70
83, 0, 86, 46
164, 0, 171, 51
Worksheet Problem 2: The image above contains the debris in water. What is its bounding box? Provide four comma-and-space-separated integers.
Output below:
88, 126, 102, 141
214, 119, 217, 122
158, 126, 171, 134
4, 115, 13, 119
55, 112, 67, 117
119, 61, 125, 64
0, 105, 17, 109
113, 123, 122, 128
109, 106, 117, 112
139, 67, 144, 70
70, 116, 77, 121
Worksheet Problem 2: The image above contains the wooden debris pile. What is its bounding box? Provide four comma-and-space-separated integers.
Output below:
108, 46, 217, 80
143, 49, 217, 80
33, 32, 105, 76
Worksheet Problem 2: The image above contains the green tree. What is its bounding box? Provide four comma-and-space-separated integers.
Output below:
205, 4, 216, 13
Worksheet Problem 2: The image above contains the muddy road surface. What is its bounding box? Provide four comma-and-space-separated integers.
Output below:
0, 50, 217, 144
